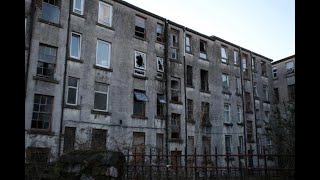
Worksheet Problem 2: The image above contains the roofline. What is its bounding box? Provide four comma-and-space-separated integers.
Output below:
272, 55, 295, 64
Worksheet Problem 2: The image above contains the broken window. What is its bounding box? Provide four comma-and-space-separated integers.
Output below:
96, 40, 111, 68
185, 34, 191, 53
26, 147, 49, 163
171, 77, 180, 102
63, 127, 76, 153
272, 66, 277, 78
171, 113, 181, 139
134, 51, 146, 76
156, 57, 164, 79
156, 94, 166, 117
73, 0, 84, 15
234, 50, 239, 65
247, 121, 254, 142
70, 32, 81, 59
91, 129, 107, 150
133, 90, 148, 117
94, 82, 109, 111
156, 23, 164, 42
261, 61, 267, 77
221, 46, 228, 63
253, 82, 258, 97
37, 44, 57, 78
288, 84, 295, 101
237, 106, 242, 123
200, 69, 209, 91
41, 0, 60, 24
224, 104, 231, 123
201, 102, 210, 126
225, 135, 232, 155
286, 61, 294, 74
67, 77, 79, 105
98, 1, 112, 27
133, 132, 145, 161
170, 29, 179, 59
245, 92, 251, 112
235, 77, 241, 94
199, 40, 207, 59
263, 85, 269, 101
222, 74, 229, 91
31, 94, 53, 130
135, 15, 146, 38
187, 99, 193, 122
171, 150, 181, 167
186, 65, 193, 86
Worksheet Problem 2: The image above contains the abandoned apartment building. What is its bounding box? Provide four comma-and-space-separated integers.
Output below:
25, 0, 294, 167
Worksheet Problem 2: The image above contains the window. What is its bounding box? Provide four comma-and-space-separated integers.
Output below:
70, 32, 81, 59
26, 147, 49, 163
94, 82, 109, 111
203, 136, 211, 158
187, 136, 195, 158
288, 84, 295, 101
222, 74, 229, 91
224, 104, 231, 123
133, 132, 145, 161
96, 40, 111, 68
272, 66, 277, 78
274, 88, 279, 103
257, 138, 262, 155
157, 57, 164, 72
221, 46, 228, 63
63, 127, 76, 153
171, 78, 180, 102
133, 90, 149, 117
245, 92, 251, 112
73, 0, 84, 15
201, 102, 210, 125
134, 51, 147, 76
135, 16, 146, 38
37, 44, 57, 78
186, 65, 193, 86
225, 135, 232, 154
237, 106, 242, 123
286, 61, 294, 73
200, 69, 209, 91
235, 77, 241, 94
91, 129, 107, 150
41, 0, 60, 24
251, 57, 256, 70
31, 94, 54, 130
171, 113, 181, 139
234, 50, 239, 65
170, 29, 179, 59
253, 82, 258, 97
261, 61, 267, 77
156, 23, 164, 42
185, 35, 191, 53
242, 55, 250, 78
98, 1, 112, 27
187, 99, 193, 122
67, 77, 79, 105
263, 85, 269, 101
156, 94, 166, 117
156, 133, 164, 157
239, 136, 244, 153
171, 150, 181, 167
247, 121, 253, 142
265, 111, 269, 122
199, 40, 207, 59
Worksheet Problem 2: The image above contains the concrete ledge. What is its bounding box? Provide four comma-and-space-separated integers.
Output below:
33, 76, 59, 84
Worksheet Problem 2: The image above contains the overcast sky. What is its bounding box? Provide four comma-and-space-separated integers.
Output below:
124, 0, 295, 61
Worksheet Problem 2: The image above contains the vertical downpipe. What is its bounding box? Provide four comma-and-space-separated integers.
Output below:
183, 27, 188, 171
164, 20, 169, 165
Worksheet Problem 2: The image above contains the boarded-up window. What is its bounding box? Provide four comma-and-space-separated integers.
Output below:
171, 150, 181, 167
91, 129, 107, 150
247, 121, 253, 142
63, 127, 76, 153
201, 102, 210, 126
133, 132, 145, 161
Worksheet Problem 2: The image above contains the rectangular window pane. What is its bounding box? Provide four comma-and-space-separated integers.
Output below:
31, 94, 53, 130
221, 47, 228, 63
94, 93, 108, 110
71, 33, 81, 58
96, 40, 110, 67
92, 129, 107, 150
99, 2, 112, 26
42, 2, 60, 24
234, 51, 238, 65
67, 88, 77, 104
63, 127, 76, 152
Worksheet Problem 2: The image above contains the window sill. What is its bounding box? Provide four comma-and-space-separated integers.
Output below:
91, 109, 111, 116
169, 138, 183, 143
244, 77, 251, 81
96, 22, 115, 31
71, 12, 87, 19
234, 64, 240, 67
199, 57, 208, 61
93, 64, 113, 72
237, 122, 244, 126
169, 101, 183, 105
131, 115, 148, 120
200, 89, 211, 94
155, 77, 166, 82
134, 36, 148, 42
155, 116, 165, 120
222, 90, 231, 95
263, 100, 270, 104
156, 41, 165, 45
187, 120, 196, 124
67, 57, 84, 63
27, 129, 54, 136
33, 76, 59, 84
38, 18, 62, 28
132, 74, 148, 80
224, 122, 233, 127
169, 59, 181, 64
221, 61, 229, 65
186, 85, 194, 88
64, 104, 81, 110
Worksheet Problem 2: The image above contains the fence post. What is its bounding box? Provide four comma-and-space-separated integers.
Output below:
215, 146, 218, 178
150, 148, 152, 180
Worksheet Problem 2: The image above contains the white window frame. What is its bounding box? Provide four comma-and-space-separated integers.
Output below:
272, 66, 277, 78
237, 106, 242, 123
157, 57, 164, 72
221, 46, 228, 63
96, 40, 111, 68
234, 50, 238, 65
224, 104, 231, 123
73, 0, 84, 15
222, 74, 229, 90
70, 32, 82, 59
98, 1, 113, 27
93, 83, 109, 112
66, 77, 79, 105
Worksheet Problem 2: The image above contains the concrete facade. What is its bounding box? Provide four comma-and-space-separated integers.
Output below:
25, 0, 277, 167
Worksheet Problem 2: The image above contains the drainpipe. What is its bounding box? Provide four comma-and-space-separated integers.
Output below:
164, 19, 169, 163
57, 0, 72, 157
183, 27, 188, 162
249, 51, 259, 167
239, 47, 248, 168
25, 0, 37, 99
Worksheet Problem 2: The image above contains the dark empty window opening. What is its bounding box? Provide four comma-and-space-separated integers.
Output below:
91, 129, 107, 150
171, 113, 181, 139
201, 102, 210, 126
135, 16, 145, 38
133, 90, 148, 117
171, 78, 180, 102
200, 40, 207, 59
261, 61, 267, 77
63, 127, 76, 153
156, 94, 166, 117
288, 84, 295, 101
200, 69, 209, 91
186, 65, 193, 86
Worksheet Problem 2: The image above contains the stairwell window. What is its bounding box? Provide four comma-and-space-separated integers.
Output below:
67, 77, 79, 105
70, 32, 81, 59
156, 23, 164, 42
171, 77, 181, 102
272, 66, 277, 78
93, 82, 109, 111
